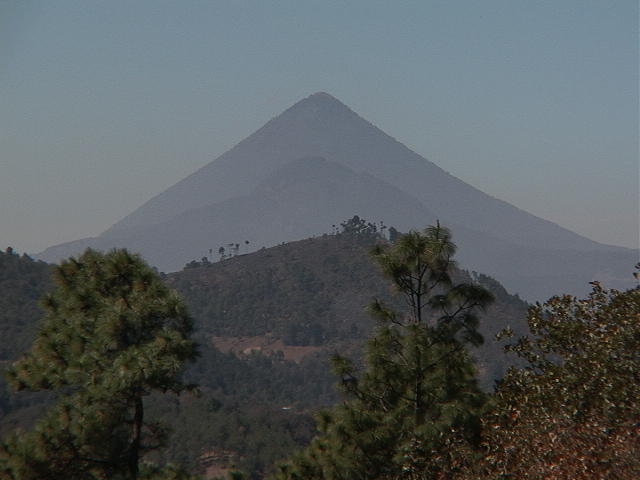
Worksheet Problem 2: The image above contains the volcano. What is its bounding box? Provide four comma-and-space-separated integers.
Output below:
38, 93, 637, 300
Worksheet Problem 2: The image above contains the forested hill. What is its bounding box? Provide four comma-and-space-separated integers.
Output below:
0, 249, 54, 445
0, 248, 52, 363
166, 230, 530, 385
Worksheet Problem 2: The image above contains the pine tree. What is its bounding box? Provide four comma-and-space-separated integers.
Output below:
0, 249, 199, 480
271, 225, 494, 480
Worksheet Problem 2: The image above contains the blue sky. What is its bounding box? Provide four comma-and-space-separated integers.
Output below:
1, 1, 638, 253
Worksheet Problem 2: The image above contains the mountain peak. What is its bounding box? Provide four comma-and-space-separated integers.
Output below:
283, 92, 357, 121
309, 91, 336, 99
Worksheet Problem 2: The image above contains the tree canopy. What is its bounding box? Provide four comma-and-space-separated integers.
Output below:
477, 280, 640, 479
0, 248, 199, 480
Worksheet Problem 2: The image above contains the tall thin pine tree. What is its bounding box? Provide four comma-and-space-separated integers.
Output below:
272, 225, 493, 480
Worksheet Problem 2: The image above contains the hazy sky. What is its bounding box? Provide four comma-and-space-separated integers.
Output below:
2, 1, 638, 254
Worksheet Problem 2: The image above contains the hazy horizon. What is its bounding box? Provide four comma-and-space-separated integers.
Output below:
2, 1, 638, 254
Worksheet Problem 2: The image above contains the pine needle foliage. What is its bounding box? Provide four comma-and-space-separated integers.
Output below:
0, 249, 199, 480
271, 225, 494, 480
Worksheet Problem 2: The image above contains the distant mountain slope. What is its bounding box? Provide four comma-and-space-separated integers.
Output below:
38, 93, 638, 300
101, 93, 607, 252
